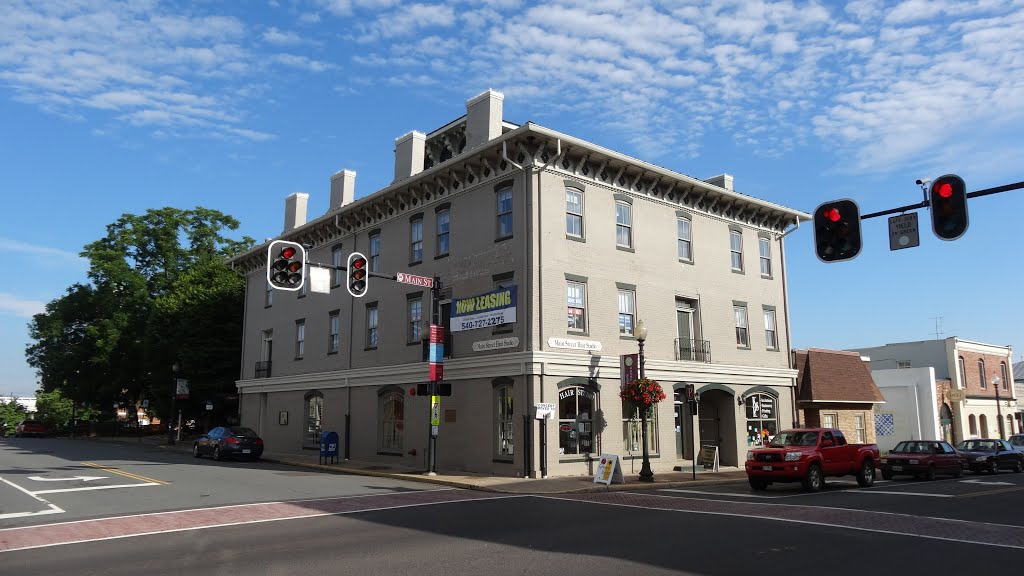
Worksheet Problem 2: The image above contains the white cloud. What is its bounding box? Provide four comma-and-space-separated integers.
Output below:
271, 53, 334, 72
262, 27, 305, 45
0, 293, 46, 319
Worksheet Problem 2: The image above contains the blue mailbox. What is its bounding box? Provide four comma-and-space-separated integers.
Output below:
320, 431, 340, 464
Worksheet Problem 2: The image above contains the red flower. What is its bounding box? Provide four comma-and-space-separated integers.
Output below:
620, 377, 665, 408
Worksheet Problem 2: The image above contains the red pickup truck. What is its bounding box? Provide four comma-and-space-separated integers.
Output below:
745, 428, 879, 491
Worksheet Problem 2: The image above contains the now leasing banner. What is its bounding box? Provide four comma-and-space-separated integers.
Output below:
451, 285, 517, 332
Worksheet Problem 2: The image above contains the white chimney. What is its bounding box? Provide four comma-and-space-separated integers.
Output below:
703, 174, 734, 191
465, 89, 504, 149
284, 192, 309, 232
329, 169, 356, 211
394, 130, 426, 183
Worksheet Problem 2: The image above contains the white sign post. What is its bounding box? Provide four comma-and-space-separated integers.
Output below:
535, 402, 556, 420
593, 454, 624, 485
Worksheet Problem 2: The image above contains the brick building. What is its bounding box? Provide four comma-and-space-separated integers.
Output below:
227, 91, 810, 477
793, 349, 884, 445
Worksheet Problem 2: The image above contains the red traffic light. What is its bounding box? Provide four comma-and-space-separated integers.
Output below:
266, 240, 305, 291
352, 257, 365, 269
824, 208, 841, 222
347, 252, 369, 297
936, 182, 953, 198
813, 199, 862, 263
279, 246, 296, 259
929, 174, 968, 241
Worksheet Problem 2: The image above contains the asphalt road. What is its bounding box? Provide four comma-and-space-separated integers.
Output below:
3, 438, 1024, 575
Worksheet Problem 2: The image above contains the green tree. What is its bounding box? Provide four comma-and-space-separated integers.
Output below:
35, 390, 74, 429
25, 207, 254, 422
0, 398, 27, 436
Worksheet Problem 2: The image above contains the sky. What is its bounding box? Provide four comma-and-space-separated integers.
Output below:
1, 0, 1023, 397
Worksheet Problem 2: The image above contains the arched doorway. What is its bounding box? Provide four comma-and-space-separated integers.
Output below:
939, 403, 954, 443
696, 386, 738, 466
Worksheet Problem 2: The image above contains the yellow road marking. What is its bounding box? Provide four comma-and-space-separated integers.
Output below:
81, 462, 169, 485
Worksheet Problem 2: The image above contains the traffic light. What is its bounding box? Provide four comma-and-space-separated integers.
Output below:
266, 240, 305, 291
347, 252, 368, 297
929, 174, 969, 241
813, 199, 862, 263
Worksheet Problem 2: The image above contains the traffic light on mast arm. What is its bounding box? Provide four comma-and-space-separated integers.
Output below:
929, 174, 969, 241
347, 252, 369, 297
813, 199, 862, 263
266, 240, 306, 291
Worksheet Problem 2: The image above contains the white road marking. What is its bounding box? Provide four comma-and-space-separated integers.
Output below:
0, 476, 65, 519
851, 490, 953, 498
27, 476, 108, 482
960, 479, 1014, 486
31, 482, 160, 495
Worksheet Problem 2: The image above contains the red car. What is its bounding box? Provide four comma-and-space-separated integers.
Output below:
745, 428, 879, 491
879, 440, 964, 480
14, 419, 48, 437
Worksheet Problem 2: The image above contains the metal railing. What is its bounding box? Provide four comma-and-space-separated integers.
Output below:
675, 339, 711, 363
255, 360, 272, 378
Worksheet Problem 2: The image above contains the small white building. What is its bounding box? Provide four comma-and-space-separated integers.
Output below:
869, 367, 941, 453
0, 396, 36, 414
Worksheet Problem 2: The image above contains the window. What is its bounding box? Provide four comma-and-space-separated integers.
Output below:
410, 217, 423, 264
897, 360, 911, 369
496, 187, 513, 239
618, 289, 635, 336
265, 281, 273, 307
295, 320, 305, 359
408, 297, 422, 343
958, 356, 967, 389
366, 304, 378, 349
734, 305, 749, 348
969, 414, 978, 436
566, 188, 584, 238
979, 359, 987, 389
332, 245, 343, 286
304, 391, 323, 449
369, 233, 381, 272
980, 414, 989, 436
615, 202, 632, 248
436, 210, 450, 257
1001, 362, 1010, 390
730, 230, 743, 272
495, 384, 514, 458
379, 389, 404, 453
759, 237, 771, 276
677, 217, 692, 261
822, 413, 836, 429
763, 308, 777, 350
623, 403, 658, 454
493, 272, 514, 334
558, 386, 597, 456
567, 281, 586, 332
855, 413, 866, 443
744, 394, 778, 446
328, 310, 340, 354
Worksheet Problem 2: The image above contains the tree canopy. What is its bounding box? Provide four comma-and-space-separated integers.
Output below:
25, 207, 254, 423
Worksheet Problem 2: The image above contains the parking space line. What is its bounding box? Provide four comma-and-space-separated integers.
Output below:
0, 476, 65, 519
81, 462, 168, 485
958, 486, 1024, 498
32, 482, 160, 495
852, 490, 953, 498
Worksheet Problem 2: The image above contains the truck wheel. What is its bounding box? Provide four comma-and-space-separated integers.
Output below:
748, 477, 768, 491
802, 464, 823, 492
856, 460, 875, 487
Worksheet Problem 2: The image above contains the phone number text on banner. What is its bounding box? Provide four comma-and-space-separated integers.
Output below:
451, 285, 517, 332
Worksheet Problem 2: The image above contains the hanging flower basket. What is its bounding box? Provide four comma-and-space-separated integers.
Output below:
620, 377, 666, 410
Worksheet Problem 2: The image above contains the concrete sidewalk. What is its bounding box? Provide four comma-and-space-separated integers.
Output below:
88, 434, 749, 494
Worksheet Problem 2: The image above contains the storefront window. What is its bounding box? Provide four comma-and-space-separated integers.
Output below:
495, 385, 514, 458
744, 393, 778, 446
558, 386, 597, 455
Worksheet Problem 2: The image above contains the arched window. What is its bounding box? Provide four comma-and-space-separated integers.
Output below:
304, 391, 324, 449
744, 393, 779, 446
1001, 362, 1010, 391
969, 414, 978, 436
558, 383, 598, 456
979, 359, 987, 389
379, 388, 404, 454
980, 414, 989, 437
958, 357, 967, 389
1007, 415, 1015, 436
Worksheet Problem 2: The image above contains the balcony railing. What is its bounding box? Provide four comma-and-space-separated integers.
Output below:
675, 339, 711, 363
255, 360, 272, 378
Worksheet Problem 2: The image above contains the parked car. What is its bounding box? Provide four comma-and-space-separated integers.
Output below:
956, 439, 1024, 474
1007, 434, 1024, 453
193, 426, 264, 461
14, 419, 48, 437
745, 428, 880, 491
879, 440, 964, 480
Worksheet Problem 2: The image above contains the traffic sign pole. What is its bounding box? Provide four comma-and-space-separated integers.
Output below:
426, 276, 443, 476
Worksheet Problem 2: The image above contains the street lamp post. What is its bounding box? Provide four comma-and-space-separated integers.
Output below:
635, 319, 654, 482
993, 375, 1004, 439
169, 362, 180, 445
